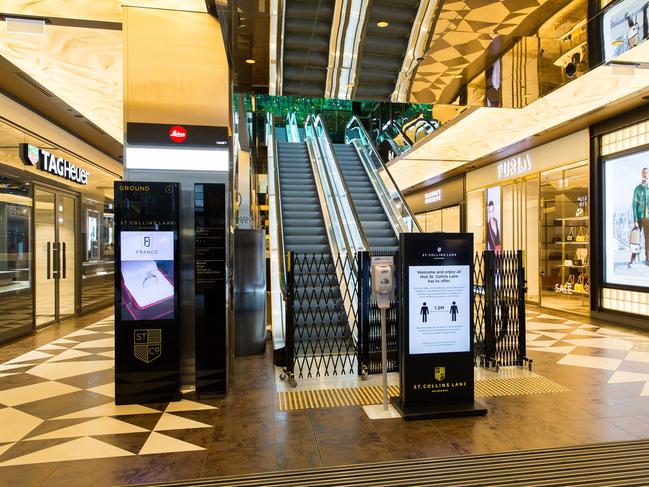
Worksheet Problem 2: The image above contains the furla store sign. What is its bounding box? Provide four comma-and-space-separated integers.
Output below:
497, 154, 532, 180
19, 143, 89, 185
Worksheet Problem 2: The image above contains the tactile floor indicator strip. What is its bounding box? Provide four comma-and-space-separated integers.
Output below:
277, 377, 569, 411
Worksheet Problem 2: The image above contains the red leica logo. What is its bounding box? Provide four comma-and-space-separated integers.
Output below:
169, 126, 187, 143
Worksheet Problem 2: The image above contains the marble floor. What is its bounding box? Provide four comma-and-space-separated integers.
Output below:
1, 307, 649, 486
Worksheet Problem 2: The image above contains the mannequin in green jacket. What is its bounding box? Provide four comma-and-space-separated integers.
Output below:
633, 167, 649, 264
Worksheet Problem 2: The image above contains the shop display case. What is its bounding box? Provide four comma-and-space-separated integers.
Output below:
540, 162, 590, 315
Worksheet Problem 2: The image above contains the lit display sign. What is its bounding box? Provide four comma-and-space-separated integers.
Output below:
604, 150, 649, 289
19, 143, 89, 185
120, 231, 175, 321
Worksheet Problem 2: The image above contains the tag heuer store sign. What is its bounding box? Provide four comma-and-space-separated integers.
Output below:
19, 143, 89, 185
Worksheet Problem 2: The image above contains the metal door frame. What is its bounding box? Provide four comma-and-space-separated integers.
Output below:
32, 183, 80, 327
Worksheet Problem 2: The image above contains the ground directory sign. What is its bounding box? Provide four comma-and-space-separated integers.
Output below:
394, 233, 486, 419
114, 182, 181, 405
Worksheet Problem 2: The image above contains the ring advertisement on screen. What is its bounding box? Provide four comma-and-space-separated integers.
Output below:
602, 0, 649, 61
604, 151, 649, 288
120, 231, 175, 320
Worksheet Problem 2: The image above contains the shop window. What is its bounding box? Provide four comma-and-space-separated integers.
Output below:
0, 176, 33, 343
540, 162, 590, 315
467, 190, 485, 253
81, 198, 114, 311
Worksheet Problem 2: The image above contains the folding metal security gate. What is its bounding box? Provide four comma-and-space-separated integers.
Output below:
283, 249, 527, 381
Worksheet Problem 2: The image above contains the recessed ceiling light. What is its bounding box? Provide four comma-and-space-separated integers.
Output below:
245, 59, 256, 64
377, 21, 389, 28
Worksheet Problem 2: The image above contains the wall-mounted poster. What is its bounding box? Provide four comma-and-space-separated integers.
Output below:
604, 151, 649, 288
120, 231, 175, 320
486, 186, 502, 251
602, 0, 649, 61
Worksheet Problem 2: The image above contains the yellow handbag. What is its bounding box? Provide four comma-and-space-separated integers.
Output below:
576, 226, 587, 242
574, 275, 585, 293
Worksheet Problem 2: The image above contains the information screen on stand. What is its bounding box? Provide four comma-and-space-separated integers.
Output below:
114, 182, 181, 405
395, 233, 485, 419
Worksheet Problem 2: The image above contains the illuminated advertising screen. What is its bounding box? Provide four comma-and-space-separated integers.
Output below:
120, 231, 175, 320
604, 150, 649, 288
602, 0, 649, 61
485, 186, 501, 251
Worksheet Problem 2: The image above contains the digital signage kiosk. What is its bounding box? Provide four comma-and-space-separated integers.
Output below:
195, 183, 227, 396
114, 182, 181, 404
393, 233, 486, 419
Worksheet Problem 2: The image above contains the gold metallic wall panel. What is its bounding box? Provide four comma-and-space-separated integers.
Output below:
124, 7, 229, 128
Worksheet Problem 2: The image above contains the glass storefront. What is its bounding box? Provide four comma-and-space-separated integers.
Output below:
539, 162, 590, 315
0, 176, 33, 343
0, 118, 121, 344
465, 130, 590, 315
81, 197, 115, 311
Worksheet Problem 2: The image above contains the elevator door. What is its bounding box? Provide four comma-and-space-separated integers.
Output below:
34, 187, 77, 327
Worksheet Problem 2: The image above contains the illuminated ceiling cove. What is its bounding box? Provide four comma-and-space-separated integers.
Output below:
387, 42, 649, 191
0, 1, 208, 145
0, 24, 123, 142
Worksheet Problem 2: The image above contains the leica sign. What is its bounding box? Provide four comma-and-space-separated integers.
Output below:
169, 126, 187, 143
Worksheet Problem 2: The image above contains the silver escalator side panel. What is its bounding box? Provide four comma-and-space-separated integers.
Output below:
267, 114, 287, 353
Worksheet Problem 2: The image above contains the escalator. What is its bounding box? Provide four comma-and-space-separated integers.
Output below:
332, 144, 398, 252
275, 137, 354, 378
268, 113, 419, 381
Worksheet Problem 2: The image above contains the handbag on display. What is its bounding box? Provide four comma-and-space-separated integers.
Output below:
566, 227, 575, 242
630, 227, 641, 249
564, 274, 575, 287
584, 277, 590, 293
576, 226, 587, 242
576, 207, 585, 217
564, 259, 573, 267
575, 248, 588, 266
574, 275, 585, 293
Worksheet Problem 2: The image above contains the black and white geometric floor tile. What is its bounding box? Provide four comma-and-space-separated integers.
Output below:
526, 309, 649, 395
0, 316, 217, 466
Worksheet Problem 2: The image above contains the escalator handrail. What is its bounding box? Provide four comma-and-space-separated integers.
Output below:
345, 115, 422, 233
309, 114, 371, 254
267, 113, 287, 297
380, 119, 414, 148
286, 112, 300, 143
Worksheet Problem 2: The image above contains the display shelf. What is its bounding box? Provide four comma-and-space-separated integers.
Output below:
552, 264, 590, 269
556, 241, 590, 245
555, 216, 589, 221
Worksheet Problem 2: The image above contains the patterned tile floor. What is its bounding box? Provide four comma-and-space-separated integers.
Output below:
1, 307, 649, 486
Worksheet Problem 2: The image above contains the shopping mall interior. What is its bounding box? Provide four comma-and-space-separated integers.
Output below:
2, 0, 649, 485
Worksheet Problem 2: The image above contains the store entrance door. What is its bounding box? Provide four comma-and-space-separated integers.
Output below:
34, 186, 77, 327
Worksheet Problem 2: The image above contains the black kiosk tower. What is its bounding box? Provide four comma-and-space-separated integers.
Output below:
114, 182, 181, 404
393, 233, 486, 419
